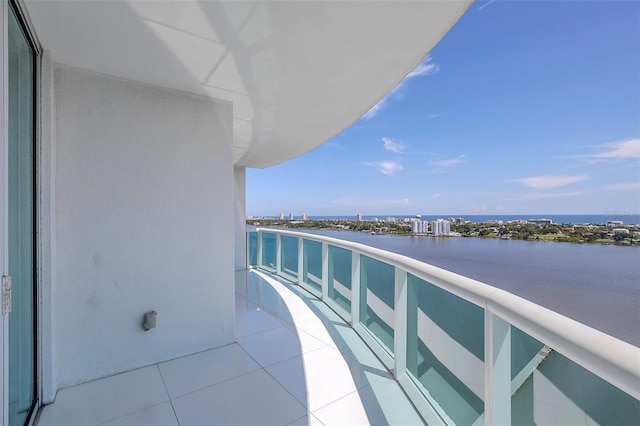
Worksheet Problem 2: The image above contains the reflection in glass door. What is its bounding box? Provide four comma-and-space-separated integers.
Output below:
7, 1, 37, 425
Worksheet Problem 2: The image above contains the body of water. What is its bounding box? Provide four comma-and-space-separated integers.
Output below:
297, 229, 640, 346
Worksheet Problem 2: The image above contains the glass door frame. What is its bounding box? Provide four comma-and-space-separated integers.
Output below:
2, 1, 41, 425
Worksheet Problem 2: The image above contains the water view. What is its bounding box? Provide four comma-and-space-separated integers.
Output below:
290, 229, 640, 346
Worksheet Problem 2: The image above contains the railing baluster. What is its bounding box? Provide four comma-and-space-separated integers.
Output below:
321, 242, 329, 301
256, 231, 263, 268
485, 311, 511, 425
275, 233, 281, 274
394, 268, 408, 378
297, 237, 304, 286
351, 251, 361, 326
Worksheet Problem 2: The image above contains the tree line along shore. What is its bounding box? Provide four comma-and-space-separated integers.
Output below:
246, 218, 640, 246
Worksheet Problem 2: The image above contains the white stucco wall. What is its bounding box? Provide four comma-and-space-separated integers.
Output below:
53, 64, 234, 389
234, 167, 246, 271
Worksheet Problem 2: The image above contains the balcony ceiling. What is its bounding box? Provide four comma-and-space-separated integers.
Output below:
24, 1, 471, 168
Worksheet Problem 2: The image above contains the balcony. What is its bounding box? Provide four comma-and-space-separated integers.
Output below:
36, 229, 639, 425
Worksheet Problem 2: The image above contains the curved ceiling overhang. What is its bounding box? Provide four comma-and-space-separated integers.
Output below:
24, 1, 472, 169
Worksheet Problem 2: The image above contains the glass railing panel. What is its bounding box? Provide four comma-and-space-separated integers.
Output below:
406, 274, 485, 426
261, 232, 276, 270
248, 231, 257, 267
328, 245, 352, 313
302, 239, 322, 293
360, 255, 395, 352
279, 235, 298, 279
511, 326, 544, 381
511, 327, 640, 425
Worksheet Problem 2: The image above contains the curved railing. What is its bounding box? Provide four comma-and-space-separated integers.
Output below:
248, 228, 640, 425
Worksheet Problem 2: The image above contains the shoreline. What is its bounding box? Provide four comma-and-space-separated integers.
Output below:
246, 218, 640, 247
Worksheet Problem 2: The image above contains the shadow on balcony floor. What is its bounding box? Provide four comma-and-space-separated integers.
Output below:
36, 269, 424, 426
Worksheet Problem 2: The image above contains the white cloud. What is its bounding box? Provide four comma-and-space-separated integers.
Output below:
428, 154, 465, 169
477, 0, 498, 11
362, 99, 386, 121
429, 114, 443, 119
586, 138, 640, 162
517, 174, 588, 190
365, 160, 403, 176
507, 192, 583, 201
362, 56, 439, 120
406, 57, 440, 78
605, 182, 640, 191
382, 137, 406, 153
432, 193, 443, 198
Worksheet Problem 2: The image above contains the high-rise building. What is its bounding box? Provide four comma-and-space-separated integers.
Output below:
301, 213, 308, 221
357, 213, 363, 221
431, 219, 450, 236
289, 212, 294, 220
279, 213, 284, 220
410, 219, 429, 234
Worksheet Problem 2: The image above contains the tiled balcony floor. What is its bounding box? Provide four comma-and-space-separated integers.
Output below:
36, 269, 424, 426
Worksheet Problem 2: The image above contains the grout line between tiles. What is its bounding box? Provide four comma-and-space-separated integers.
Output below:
94, 401, 175, 426
155, 364, 181, 426
162, 350, 264, 402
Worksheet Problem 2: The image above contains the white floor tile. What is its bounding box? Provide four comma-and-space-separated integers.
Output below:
37, 365, 169, 426
295, 318, 389, 372
305, 298, 347, 322
172, 369, 306, 426
158, 344, 260, 398
313, 375, 425, 426
286, 413, 325, 426
238, 326, 328, 367
98, 402, 178, 426
274, 297, 322, 325
266, 345, 391, 411
235, 308, 286, 338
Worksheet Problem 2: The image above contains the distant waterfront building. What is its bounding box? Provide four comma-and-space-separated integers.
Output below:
279, 213, 284, 220
386, 217, 396, 223
357, 213, 363, 221
301, 213, 308, 221
528, 218, 553, 226
289, 212, 294, 220
431, 219, 450, 236
607, 220, 624, 227
411, 219, 429, 234
613, 228, 629, 234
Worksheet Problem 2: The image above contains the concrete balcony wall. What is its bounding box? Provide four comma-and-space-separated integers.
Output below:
52, 64, 235, 389
234, 166, 246, 271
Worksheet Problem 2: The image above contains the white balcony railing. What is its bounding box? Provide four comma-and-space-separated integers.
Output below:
247, 228, 640, 425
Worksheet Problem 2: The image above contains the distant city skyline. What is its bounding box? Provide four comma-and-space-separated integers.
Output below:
247, 1, 640, 216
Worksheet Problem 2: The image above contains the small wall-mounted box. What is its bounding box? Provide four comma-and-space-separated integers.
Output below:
142, 311, 157, 331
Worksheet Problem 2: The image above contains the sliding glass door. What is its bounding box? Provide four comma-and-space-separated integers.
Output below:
7, 1, 37, 425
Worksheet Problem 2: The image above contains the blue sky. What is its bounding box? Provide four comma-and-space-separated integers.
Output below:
247, 1, 640, 217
